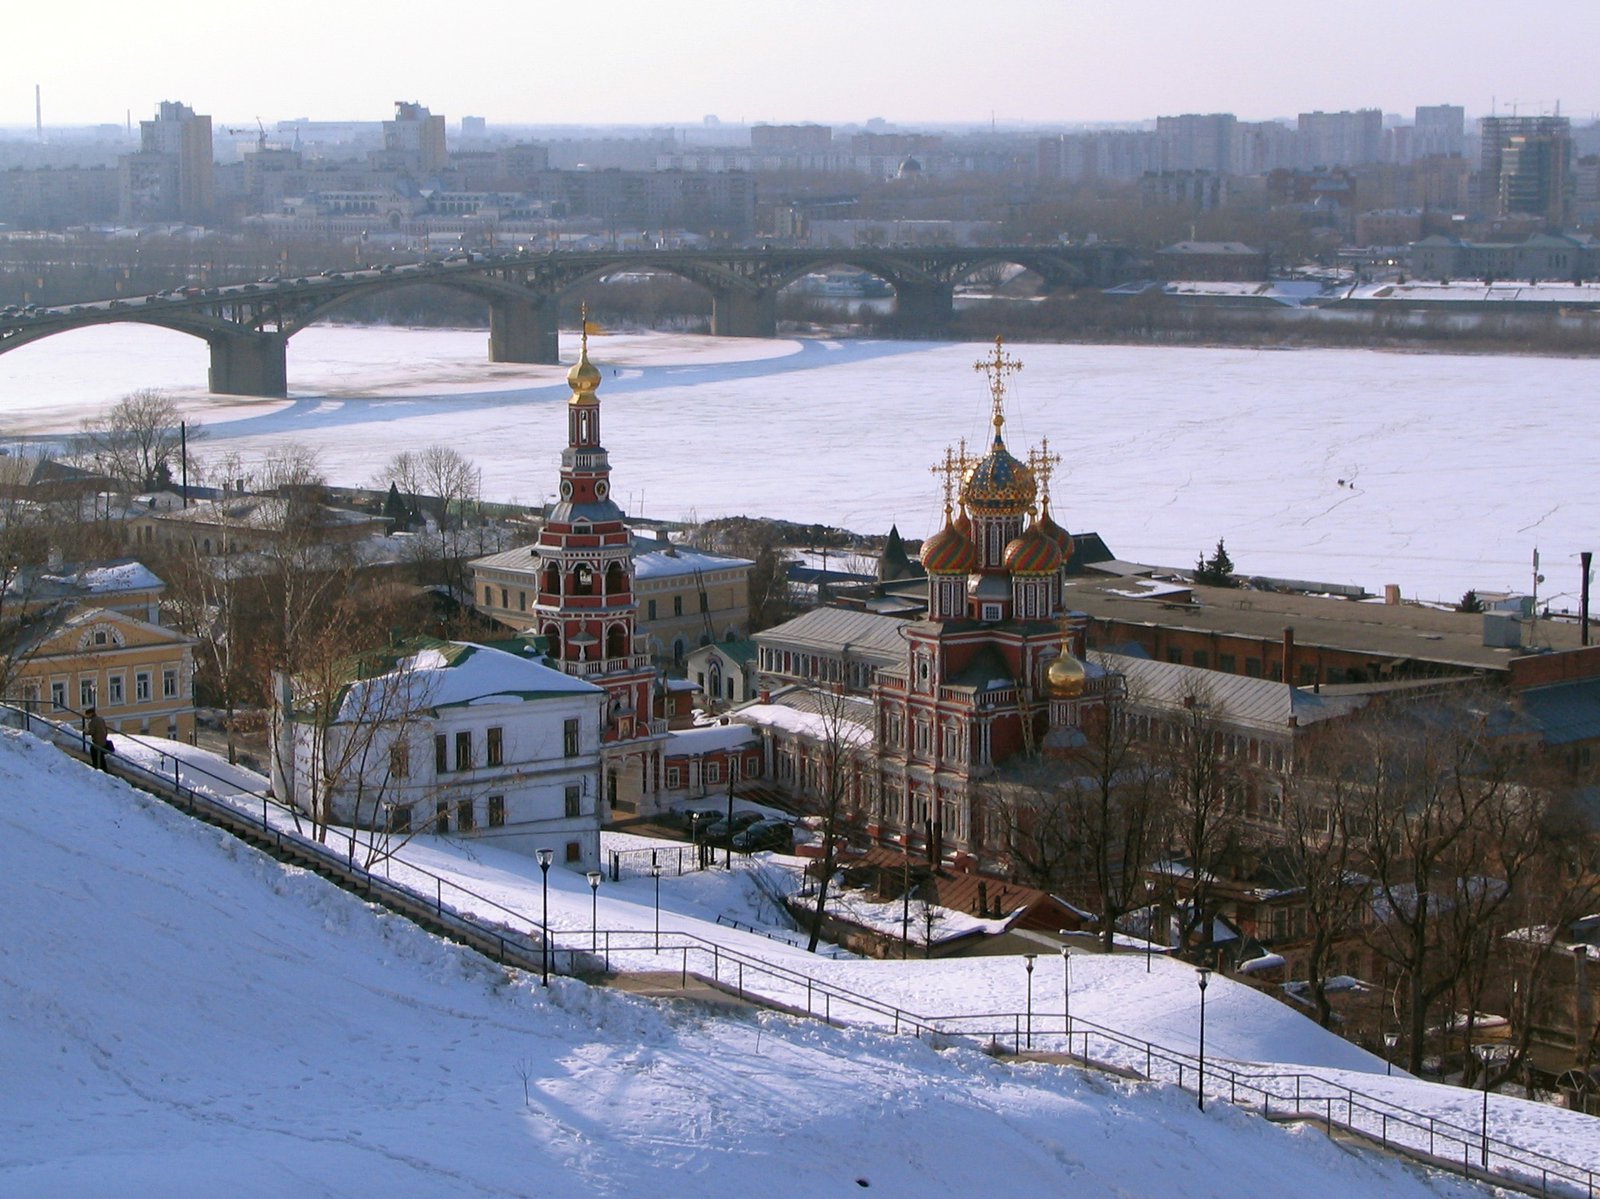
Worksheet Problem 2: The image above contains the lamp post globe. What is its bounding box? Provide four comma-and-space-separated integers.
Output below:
586, 870, 602, 953
536, 848, 553, 986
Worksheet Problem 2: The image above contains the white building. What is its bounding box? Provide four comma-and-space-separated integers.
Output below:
271, 639, 607, 870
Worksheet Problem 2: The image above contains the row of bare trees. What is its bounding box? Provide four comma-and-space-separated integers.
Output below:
983, 687, 1600, 1075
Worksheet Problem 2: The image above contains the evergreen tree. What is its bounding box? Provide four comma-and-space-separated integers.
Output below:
383, 482, 410, 530
1458, 589, 1484, 614
1194, 538, 1237, 587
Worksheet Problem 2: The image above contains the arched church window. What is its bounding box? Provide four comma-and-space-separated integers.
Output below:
573, 564, 594, 596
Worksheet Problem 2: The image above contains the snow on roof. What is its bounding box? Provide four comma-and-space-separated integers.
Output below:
666, 724, 759, 756
335, 640, 601, 721
735, 701, 874, 748
632, 542, 754, 580
34, 559, 164, 596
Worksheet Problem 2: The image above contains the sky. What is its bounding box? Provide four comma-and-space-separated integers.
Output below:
6, 0, 1600, 131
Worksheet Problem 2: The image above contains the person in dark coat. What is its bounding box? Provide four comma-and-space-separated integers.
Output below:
85, 707, 110, 771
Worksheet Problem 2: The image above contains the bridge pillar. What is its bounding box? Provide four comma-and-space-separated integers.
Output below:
895, 282, 955, 330
208, 330, 288, 398
710, 286, 777, 339
488, 294, 560, 364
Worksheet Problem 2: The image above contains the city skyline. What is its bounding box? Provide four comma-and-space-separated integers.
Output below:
6, 0, 1600, 131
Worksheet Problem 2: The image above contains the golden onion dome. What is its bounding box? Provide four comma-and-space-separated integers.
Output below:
921, 509, 979, 575
1003, 524, 1064, 576
567, 352, 601, 397
1046, 643, 1088, 698
961, 436, 1036, 516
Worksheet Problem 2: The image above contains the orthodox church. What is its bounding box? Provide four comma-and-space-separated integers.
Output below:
529, 322, 667, 808
741, 339, 1123, 866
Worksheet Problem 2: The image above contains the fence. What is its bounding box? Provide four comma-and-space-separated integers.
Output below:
915, 1007, 1596, 1199
10, 702, 1597, 1198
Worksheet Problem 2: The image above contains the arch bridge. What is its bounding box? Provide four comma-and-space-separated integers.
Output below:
0, 244, 1134, 397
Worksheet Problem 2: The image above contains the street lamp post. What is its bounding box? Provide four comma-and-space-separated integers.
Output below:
1383, 1031, 1399, 1077
1061, 945, 1073, 1049
1197, 967, 1212, 1111
1023, 953, 1037, 1051
1057, 930, 1074, 1048
536, 848, 554, 987
586, 870, 601, 954
724, 760, 737, 869
1475, 1043, 1508, 1170
651, 865, 663, 952
690, 813, 702, 870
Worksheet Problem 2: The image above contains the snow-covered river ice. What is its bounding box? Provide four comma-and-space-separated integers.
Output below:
2, 321, 1594, 605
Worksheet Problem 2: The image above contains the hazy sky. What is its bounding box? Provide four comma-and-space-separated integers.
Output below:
8, 0, 1600, 129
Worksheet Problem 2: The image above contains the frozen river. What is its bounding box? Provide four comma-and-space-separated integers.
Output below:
1, 321, 1595, 605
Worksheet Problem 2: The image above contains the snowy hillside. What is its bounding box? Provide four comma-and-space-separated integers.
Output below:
0, 726, 1512, 1198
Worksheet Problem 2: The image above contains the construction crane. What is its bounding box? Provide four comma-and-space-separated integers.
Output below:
223, 118, 269, 151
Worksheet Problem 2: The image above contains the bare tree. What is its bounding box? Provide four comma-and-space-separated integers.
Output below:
374, 446, 481, 594
1159, 690, 1248, 955
1277, 756, 1369, 1029
72, 390, 202, 492
1352, 692, 1545, 1075
794, 682, 873, 953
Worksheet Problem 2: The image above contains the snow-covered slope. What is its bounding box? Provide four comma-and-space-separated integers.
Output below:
0, 728, 1501, 1197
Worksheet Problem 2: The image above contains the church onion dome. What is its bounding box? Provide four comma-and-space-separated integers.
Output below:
1003, 523, 1064, 576
1033, 498, 1074, 563
1046, 643, 1088, 698
920, 510, 979, 575
567, 335, 602, 399
961, 438, 1036, 516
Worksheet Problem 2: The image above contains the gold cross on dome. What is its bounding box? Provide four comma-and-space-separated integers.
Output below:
974, 335, 1023, 435
579, 301, 590, 355
1029, 436, 1061, 499
929, 444, 962, 511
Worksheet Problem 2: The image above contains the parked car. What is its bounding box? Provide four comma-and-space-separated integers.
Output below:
731, 818, 794, 854
681, 807, 722, 834
703, 810, 763, 844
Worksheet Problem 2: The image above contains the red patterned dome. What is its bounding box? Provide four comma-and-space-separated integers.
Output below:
921, 512, 979, 575
1033, 498, 1074, 564
1003, 524, 1064, 576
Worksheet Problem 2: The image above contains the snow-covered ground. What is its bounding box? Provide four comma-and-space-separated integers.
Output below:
0, 726, 1524, 1198
2, 322, 1596, 605
10, 723, 1600, 1196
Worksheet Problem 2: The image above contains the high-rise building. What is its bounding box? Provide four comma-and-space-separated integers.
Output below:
1157, 113, 1237, 175
1479, 114, 1571, 224
382, 101, 447, 174
1297, 109, 1383, 169
118, 100, 213, 224
1413, 105, 1465, 159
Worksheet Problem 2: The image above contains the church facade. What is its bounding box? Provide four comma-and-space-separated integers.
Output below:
741, 340, 1124, 866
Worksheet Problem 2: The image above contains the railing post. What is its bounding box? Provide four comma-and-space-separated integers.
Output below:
806, 977, 812, 1016
682, 946, 688, 988
605, 930, 610, 973
436, 876, 442, 915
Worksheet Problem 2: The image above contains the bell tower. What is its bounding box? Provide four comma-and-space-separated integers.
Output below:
529, 312, 664, 805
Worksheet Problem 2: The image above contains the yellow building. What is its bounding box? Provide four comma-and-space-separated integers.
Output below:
8, 606, 198, 741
